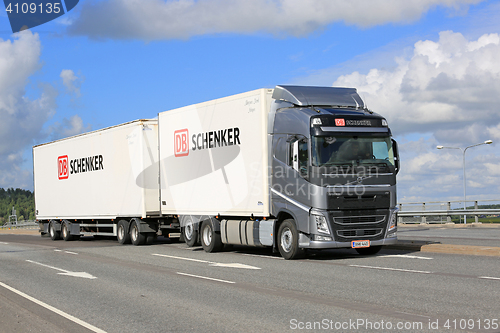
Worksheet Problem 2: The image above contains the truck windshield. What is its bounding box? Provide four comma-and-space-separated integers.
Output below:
312, 135, 395, 169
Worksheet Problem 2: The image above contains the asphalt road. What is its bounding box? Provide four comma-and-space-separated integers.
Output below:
397, 224, 500, 247
1, 232, 499, 333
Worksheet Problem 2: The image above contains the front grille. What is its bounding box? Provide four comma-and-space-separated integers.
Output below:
333, 215, 385, 225
337, 228, 383, 238
329, 209, 389, 242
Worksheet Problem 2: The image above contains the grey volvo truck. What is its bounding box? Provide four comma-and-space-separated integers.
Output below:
266, 85, 399, 259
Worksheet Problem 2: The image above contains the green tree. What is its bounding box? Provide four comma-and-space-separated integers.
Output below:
0, 188, 35, 224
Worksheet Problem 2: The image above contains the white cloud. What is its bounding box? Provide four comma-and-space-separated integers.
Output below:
60, 69, 84, 97
48, 115, 92, 140
0, 33, 90, 190
334, 31, 500, 144
331, 31, 500, 201
0, 31, 57, 189
67, 0, 481, 40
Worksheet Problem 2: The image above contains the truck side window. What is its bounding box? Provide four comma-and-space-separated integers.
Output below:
298, 139, 308, 178
289, 137, 308, 178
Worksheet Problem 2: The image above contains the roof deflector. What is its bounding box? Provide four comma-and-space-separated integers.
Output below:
272, 85, 365, 108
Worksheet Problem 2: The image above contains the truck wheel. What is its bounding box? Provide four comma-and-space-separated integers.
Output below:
61, 221, 73, 241
182, 218, 199, 247
200, 219, 223, 253
49, 222, 61, 241
146, 233, 156, 245
130, 220, 146, 245
355, 245, 382, 255
277, 219, 303, 260
117, 220, 131, 244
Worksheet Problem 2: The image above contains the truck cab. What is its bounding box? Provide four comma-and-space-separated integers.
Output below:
268, 85, 399, 259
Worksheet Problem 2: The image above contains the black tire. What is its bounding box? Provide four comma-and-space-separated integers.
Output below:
61, 221, 74, 241
49, 222, 61, 241
200, 219, 223, 253
146, 233, 156, 245
277, 219, 303, 260
117, 220, 131, 244
355, 245, 382, 255
130, 220, 146, 246
181, 217, 199, 247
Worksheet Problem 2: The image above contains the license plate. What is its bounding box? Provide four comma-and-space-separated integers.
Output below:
351, 240, 370, 248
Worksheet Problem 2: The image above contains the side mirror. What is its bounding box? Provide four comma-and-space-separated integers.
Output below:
392, 139, 400, 174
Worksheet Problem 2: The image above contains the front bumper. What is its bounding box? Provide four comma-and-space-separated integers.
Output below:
299, 234, 398, 249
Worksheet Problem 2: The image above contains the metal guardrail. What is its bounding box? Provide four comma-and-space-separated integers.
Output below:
0, 220, 39, 229
398, 199, 500, 224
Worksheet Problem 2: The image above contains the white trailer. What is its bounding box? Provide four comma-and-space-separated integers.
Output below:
33, 119, 169, 244
158, 89, 272, 215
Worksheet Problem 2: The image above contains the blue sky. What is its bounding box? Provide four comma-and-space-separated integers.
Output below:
1, 0, 499, 204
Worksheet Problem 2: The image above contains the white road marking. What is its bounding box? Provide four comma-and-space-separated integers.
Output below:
152, 253, 261, 269
0, 241, 9, 244
54, 249, 78, 255
176, 272, 235, 284
350, 264, 432, 274
378, 254, 433, 260
479, 276, 500, 281
26, 260, 97, 279
241, 253, 284, 260
0, 281, 107, 333
210, 262, 260, 269
152, 253, 211, 263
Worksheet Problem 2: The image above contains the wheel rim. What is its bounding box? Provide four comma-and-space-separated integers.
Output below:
202, 225, 212, 246
118, 225, 124, 240
50, 224, 55, 237
281, 227, 293, 253
184, 222, 193, 240
62, 224, 67, 238
131, 225, 138, 242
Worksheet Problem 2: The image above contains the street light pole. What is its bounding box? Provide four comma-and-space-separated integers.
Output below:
437, 140, 493, 224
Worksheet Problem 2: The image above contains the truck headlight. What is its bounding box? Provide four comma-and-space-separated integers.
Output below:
386, 210, 397, 238
314, 215, 330, 235
388, 212, 397, 231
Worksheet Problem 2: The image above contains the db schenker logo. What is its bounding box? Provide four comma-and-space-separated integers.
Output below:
174, 129, 189, 157
58, 155, 69, 180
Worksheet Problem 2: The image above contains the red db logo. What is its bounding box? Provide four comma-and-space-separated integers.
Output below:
58, 155, 69, 180
174, 129, 189, 157
335, 118, 345, 126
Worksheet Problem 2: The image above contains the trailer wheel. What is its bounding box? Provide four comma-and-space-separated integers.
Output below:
117, 220, 131, 244
61, 221, 73, 241
130, 220, 146, 246
277, 219, 303, 260
355, 245, 382, 255
200, 219, 223, 253
49, 222, 61, 241
181, 216, 199, 247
